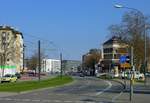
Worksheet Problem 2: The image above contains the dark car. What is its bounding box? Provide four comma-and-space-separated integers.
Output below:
146, 72, 150, 77
79, 73, 85, 77
15, 73, 21, 79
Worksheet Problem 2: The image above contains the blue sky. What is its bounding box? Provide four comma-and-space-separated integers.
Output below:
0, 0, 149, 60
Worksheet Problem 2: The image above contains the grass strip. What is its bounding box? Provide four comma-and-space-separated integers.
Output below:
0, 76, 73, 92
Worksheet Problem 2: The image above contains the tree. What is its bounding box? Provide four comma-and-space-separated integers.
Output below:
108, 11, 150, 71
26, 51, 45, 73
84, 49, 101, 76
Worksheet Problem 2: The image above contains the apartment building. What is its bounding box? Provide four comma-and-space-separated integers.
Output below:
42, 59, 61, 73
0, 25, 23, 76
101, 36, 129, 73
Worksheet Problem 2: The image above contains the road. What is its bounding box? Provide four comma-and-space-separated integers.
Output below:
0, 77, 125, 103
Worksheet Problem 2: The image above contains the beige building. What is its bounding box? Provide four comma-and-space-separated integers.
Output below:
101, 36, 129, 73
0, 26, 23, 76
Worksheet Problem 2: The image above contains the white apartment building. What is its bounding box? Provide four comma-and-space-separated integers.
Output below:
42, 59, 61, 73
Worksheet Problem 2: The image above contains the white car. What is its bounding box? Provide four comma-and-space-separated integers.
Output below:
121, 71, 144, 80
133, 71, 145, 80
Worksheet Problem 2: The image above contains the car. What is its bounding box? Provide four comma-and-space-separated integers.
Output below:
134, 71, 145, 80
15, 73, 21, 79
121, 71, 145, 80
146, 72, 150, 77
1, 74, 18, 83
79, 73, 85, 77
121, 71, 129, 79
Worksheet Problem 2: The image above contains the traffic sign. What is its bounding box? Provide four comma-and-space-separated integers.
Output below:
119, 55, 127, 64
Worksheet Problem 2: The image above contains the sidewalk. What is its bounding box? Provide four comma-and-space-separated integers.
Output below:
18, 73, 57, 81
114, 77, 150, 103
114, 77, 150, 93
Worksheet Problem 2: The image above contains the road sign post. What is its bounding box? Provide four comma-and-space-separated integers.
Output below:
120, 55, 127, 89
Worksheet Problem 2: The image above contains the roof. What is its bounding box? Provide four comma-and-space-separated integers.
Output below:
103, 36, 122, 45
0, 25, 23, 39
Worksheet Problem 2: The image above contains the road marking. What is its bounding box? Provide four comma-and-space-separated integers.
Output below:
96, 80, 112, 95
111, 91, 123, 102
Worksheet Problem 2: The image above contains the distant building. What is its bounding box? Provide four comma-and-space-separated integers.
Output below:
0, 25, 23, 76
101, 36, 129, 73
62, 60, 81, 73
41, 59, 61, 73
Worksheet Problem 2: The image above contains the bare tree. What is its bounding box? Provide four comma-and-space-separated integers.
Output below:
108, 11, 150, 71
26, 50, 45, 73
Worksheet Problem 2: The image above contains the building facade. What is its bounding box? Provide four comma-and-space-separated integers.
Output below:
62, 60, 81, 74
42, 59, 61, 73
101, 36, 129, 73
0, 26, 23, 76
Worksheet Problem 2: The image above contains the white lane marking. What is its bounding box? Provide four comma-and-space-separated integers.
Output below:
96, 80, 112, 95
111, 91, 123, 102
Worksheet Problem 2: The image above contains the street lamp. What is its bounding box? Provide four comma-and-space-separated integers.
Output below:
114, 4, 148, 101
114, 4, 147, 84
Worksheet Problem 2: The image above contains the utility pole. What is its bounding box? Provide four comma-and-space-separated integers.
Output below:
144, 25, 147, 86
130, 46, 134, 101
38, 40, 41, 81
60, 53, 63, 78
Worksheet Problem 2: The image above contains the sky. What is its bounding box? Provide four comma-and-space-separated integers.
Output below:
0, 0, 149, 60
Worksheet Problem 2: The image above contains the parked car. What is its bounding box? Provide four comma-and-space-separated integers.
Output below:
1, 74, 18, 83
134, 71, 145, 80
15, 73, 21, 79
120, 71, 129, 79
79, 73, 85, 77
28, 72, 36, 76
121, 71, 144, 80
146, 72, 150, 77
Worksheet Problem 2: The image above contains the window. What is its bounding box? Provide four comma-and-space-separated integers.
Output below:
104, 54, 113, 59
103, 48, 113, 53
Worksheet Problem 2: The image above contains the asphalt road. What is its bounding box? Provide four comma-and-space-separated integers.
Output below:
0, 77, 125, 103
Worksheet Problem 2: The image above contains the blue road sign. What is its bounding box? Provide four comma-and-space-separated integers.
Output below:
119, 55, 127, 64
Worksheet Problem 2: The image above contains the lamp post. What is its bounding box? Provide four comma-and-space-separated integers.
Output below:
114, 4, 147, 101
114, 4, 147, 85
